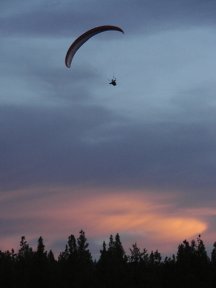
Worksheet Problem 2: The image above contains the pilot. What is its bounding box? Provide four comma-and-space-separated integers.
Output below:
109, 78, 117, 86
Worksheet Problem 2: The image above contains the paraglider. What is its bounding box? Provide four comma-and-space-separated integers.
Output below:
109, 77, 117, 86
65, 25, 124, 68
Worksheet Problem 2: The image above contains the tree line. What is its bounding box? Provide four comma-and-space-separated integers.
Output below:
1, 231, 216, 287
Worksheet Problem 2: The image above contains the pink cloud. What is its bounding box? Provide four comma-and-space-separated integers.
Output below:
0, 185, 210, 255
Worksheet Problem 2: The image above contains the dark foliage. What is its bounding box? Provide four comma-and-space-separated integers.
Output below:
0, 232, 216, 287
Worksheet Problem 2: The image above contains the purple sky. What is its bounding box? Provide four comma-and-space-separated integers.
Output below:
1, 0, 216, 257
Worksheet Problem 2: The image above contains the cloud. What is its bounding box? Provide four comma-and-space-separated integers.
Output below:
0, 185, 209, 255
1, 94, 216, 197
1, 0, 216, 38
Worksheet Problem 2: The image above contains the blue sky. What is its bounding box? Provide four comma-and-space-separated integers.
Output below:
1, 0, 216, 257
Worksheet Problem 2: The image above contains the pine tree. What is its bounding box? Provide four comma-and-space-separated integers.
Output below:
99, 241, 107, 263
129, 243, 142, 263
211, 242, 216, 265
18, 236, 33, 259
177, 239, 194, 266
114, 233, 125, 261
77, 230, 92, 264
58, 234, 77, 262
149, 250, 161, 265
68, 234, 77, 256
36, 236, 46, 257
47, 250, 55, 263
196, 234, 209, 264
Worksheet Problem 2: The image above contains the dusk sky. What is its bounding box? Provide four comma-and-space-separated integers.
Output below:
1, 0, 216, 258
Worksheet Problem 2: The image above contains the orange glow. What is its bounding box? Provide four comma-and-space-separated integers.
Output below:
0, 185, 209, 254
68, 193, 207, 240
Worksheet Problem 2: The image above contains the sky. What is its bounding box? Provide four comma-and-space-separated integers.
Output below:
1, 0, 216, 258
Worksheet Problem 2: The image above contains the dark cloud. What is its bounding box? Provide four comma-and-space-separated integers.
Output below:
1, 0, 216, 38
0, 102, 119, 188
1, 92, 216, 198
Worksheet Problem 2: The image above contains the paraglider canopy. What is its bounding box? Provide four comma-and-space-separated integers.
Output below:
65, 25, 124, 68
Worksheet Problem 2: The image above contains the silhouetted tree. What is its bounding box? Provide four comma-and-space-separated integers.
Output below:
1, 231, 216, 288
129, 243, 143, 264
77, 230, 92, 264
97, 233, 127, 288
47, 249, 55, 263
149, 249, 162, 265
18, 236, 33, 259
36, 236, 46, 255
58, 231, 94, 287
176, 236, 211, 287
177, 239, 195, 268
211, 242, 216, 265
99, 241, 107, 261
58, 234, 77, 263
196, 234, 209, 264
